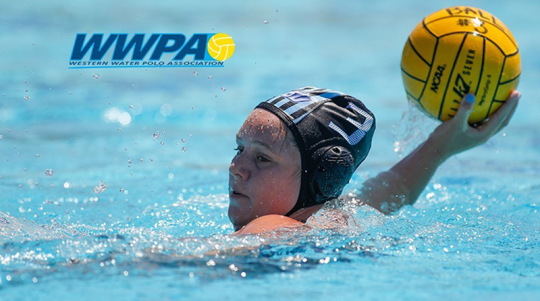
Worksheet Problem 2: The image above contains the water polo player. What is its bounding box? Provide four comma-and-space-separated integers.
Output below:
229, 87, 521, 234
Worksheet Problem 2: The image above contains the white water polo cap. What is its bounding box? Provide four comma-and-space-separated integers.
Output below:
255, 86, 376, 215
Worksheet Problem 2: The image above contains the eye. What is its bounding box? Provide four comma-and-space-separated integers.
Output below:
257, 155, 270, 162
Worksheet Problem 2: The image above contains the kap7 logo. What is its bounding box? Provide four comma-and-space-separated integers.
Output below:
69, 33, 235, 69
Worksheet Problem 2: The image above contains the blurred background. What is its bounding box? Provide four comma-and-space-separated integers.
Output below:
1, 0, 539, 227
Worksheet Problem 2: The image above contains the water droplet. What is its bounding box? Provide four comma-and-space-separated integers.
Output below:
212, 83, 215, 87
208, 76, 212, 79
68, 91, 72, 95
139, 158, 143, 163
193, 71, 198, 76
153, 131, 160, 141
35, 154, 40, 157
44, 169, 54, 176
24, 95, 31, 101
50, 184, 55, 188
149, 158, 153, 162
0, 135, 2, 140
32, 277, 38, 283
119, 188, 124, 192
93, 181, 107, 194
182, 147, 186, 152
118, 128, 122, 132
93, 73, 100, 79
129, 105, 133, 109
264, 20, 269, 24
160, 141, 164, 145
191, 106, 195, 110
221, 87, 226, 92
127, 159, 132, 164
275, 9, 279, 13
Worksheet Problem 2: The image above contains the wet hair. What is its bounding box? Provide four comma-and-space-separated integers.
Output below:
256, 86, 376, 215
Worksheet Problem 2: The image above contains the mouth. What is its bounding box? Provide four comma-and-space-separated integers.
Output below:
229, 187, 248, 198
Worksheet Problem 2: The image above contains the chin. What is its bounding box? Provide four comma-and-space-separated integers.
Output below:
227, 202, 252, 231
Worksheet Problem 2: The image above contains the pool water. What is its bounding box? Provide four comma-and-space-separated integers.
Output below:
1, 0, 539, 300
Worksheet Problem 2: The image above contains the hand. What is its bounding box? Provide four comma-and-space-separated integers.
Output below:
357, 90, 520, 214
430, 90, 521, 160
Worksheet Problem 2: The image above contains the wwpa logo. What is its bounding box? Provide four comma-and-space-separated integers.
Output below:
69, 33, 235, 69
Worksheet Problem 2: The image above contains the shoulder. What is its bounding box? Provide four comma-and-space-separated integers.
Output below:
233, 214, 305, 235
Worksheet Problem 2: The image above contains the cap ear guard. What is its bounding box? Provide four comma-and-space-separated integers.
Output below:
310, 145, 355, 204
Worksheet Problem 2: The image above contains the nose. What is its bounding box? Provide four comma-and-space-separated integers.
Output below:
229, 154, 250, 181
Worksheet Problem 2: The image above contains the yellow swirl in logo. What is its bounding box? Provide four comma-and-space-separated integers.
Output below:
207, 33, 235, 61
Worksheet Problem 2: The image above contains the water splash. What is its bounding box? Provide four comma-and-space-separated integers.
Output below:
93, 181, 107, 194
393, 102, 438, 158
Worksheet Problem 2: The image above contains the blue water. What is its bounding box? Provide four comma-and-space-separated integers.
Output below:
1, 0, 539, 300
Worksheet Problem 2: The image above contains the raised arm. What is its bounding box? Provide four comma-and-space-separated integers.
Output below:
359, 91, 521, 214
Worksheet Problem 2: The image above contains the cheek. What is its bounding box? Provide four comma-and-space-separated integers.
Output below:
250, 170, 299, 213
287, 172, 302, 201
272, 169, 301, 208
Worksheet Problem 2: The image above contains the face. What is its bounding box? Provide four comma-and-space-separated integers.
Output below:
228, 109, 302, 230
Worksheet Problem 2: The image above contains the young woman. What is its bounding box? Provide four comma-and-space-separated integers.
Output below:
228, 87, 521, 234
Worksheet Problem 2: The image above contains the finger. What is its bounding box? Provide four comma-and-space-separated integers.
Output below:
494, 91, 521, 134
479, 90, 520, 135
454, 93, 476, 126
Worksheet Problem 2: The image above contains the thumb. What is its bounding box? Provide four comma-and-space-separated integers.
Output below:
454, 93, 476, 124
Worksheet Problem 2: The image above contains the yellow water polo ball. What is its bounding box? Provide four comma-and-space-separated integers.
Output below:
401, 6, 521, 123
207, 33, 235, 61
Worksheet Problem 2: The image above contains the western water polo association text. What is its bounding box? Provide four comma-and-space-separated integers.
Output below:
68, 60, 224, 68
